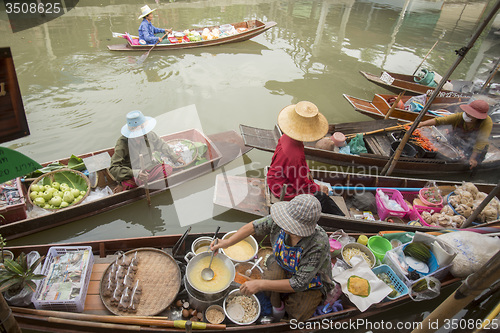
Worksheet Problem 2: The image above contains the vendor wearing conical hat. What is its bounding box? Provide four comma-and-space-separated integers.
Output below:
138, 5, 172, 45
109, 110, 182, 193
266, 102, 345, 215
211, 194, 335, 321
418, 99, 492, 169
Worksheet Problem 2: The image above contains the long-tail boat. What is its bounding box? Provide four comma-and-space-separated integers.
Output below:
238, 121, 500, 175
108, 20, 277, 52
343, 93, 471, 122
1, 129, 250, 241
213, 168, 500, 234
6, 231, 466, 332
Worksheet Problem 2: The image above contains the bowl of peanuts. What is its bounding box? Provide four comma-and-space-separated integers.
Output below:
223, 289, 260, 325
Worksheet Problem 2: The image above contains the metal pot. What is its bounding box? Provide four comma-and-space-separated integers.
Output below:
184, 276, 227, 312
191, 236, 213, 255
220, 231, 258, 263
185, 251, 235, 295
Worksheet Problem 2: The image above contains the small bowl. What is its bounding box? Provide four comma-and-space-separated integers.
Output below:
341, 243, 376, 268
223, 289, 260, 325
205, 304, 225, 324
367, 236, 392, 261
221, 231, 258, 263
234, 262, 263, 281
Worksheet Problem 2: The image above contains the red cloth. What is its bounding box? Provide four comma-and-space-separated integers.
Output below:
120, 163, 173, 190
266, 134, 320, 200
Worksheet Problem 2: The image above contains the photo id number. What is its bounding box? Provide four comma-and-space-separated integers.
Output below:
5, 2, 62, 14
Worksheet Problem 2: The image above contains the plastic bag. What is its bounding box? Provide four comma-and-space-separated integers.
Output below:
329, 229, 354, 247
404, 94, 427, 112
81, 186, 113, 204
3, 251, 41, 306
347, 134, 367, 155
409, 276, 441, 301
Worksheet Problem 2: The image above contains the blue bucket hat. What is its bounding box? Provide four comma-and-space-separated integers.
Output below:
121, 110, 157, 138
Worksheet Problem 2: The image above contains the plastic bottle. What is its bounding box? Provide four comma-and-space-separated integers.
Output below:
272, 301, 285, 321
357, 235, 368, 246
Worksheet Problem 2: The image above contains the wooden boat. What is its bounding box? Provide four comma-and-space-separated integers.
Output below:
239, 120, 500, 175
107, 20, 277, 52
6, 232, 463, 332
359, 70, 474, 98
1, 129, 250, 241
343, 93, 471, 123
213, 168, 500, 233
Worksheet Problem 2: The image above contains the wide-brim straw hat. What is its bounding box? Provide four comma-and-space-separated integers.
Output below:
277, 101, 329, 142
460, 100, 489, 120
138, 5, 156, 19
270, 194, 321, 237
121, 110, 157, 138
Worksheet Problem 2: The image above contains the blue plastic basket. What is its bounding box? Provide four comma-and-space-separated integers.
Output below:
372, 264, 409, 300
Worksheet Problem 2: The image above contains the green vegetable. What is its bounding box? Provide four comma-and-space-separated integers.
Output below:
403, 242, 431, 263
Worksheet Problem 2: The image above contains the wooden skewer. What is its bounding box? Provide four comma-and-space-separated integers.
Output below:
12, 307, 226, 330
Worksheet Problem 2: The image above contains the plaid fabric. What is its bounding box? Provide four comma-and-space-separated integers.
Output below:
270, 194, 321, 237
253, 215, 334, 297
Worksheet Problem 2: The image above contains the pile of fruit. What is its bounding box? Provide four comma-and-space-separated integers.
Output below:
29, 181, 86, 209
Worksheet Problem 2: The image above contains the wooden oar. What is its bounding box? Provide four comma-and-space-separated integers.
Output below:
139, 154, 151, 206
11, 307, 226, 330
384, 91, 405, 120
345, 122, 412, 140
413, 29, 446, 76
137, 32, 168, 64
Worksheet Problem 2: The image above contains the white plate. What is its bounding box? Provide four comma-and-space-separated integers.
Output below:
405, 256, 429, 273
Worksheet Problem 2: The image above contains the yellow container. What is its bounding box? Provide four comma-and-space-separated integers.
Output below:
357, 235, 368, 246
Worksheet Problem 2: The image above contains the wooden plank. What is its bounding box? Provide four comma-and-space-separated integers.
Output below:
331, 196, 350, 217
213, 174, 268, 216
239, 124, 280, 151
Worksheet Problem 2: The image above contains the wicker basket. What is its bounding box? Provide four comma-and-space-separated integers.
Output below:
27, 168, 91, 210
99, 248, 181, 316
165, 139, 199, 169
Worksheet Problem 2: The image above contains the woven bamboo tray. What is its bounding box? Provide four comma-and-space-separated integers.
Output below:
165, 139, 199, 169
27, 168, 91, 210
99, 248, 181, 316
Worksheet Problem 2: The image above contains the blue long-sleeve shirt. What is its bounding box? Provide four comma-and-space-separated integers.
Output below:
138, 19, 165, 44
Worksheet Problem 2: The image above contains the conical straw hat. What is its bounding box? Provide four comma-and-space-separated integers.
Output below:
277, 101, 328, 142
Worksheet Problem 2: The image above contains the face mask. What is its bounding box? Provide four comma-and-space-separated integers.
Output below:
463, 112, 473, 123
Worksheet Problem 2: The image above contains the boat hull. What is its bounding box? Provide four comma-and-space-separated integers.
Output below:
2, 130, 250, 240
108, 20, 277, 51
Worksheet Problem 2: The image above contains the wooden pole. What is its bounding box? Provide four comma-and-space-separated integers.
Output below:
0, 294, 21, 333
411, 250, 500, 333
462, 180, 500, 228
12, 307, 227, 330
382, 0, 500, 176
384, 91, 405, 119
480, 57, 500, 93
139, 154, 151, 206
413, 29, 446, 76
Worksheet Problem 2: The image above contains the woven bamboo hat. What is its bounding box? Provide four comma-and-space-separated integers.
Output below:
277, 101, 328, 142
138, 5, 156, 19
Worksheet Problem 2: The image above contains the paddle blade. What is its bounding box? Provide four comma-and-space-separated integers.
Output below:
0, 147, 42, 183
137, 51, 149, 64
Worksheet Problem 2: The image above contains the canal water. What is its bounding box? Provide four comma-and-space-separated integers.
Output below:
2, 0, 499, 331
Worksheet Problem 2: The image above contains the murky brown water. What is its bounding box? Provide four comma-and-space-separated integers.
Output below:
2, 0, 498, 244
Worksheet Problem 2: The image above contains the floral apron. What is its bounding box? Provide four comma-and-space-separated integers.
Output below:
273, 230, 322, 290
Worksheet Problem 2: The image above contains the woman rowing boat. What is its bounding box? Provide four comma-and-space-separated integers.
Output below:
137, 5, 172, 45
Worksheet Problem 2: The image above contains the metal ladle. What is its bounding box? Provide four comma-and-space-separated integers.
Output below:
201, 239, 218, 281
245, 257, 262, 277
